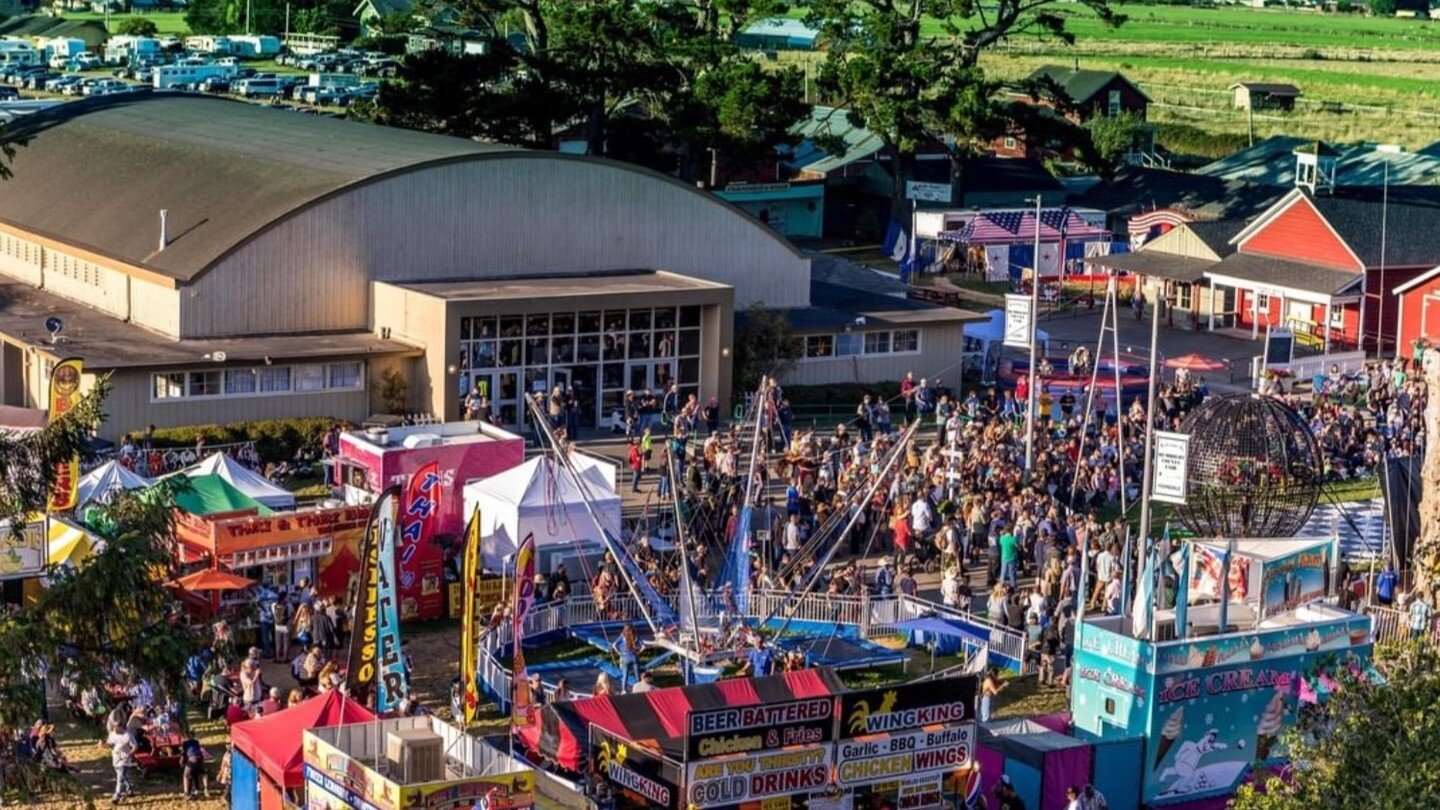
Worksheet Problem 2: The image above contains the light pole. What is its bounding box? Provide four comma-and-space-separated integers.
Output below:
1023, 195, 1043, 479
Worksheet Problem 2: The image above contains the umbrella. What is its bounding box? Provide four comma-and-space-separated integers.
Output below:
171, 568, 255, 592
1164, 352, 1226, 372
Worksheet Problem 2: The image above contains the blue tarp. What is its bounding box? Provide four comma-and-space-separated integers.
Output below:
231, 750, 258, 810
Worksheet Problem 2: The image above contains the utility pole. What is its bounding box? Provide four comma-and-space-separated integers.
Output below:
1023, 195, 1043, 478
1378, 159, 1389, 357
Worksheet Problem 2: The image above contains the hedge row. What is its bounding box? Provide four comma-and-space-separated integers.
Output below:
135, 418, 351, 464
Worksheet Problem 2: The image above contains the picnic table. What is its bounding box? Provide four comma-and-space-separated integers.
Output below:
133, 731, 210, 777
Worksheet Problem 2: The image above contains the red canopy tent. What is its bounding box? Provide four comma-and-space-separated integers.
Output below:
231, 691, 375, 791
519, 669, 845, 771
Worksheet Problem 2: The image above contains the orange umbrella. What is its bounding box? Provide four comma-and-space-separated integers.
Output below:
171, 568, 255, 592
1164, 352, 1227, 372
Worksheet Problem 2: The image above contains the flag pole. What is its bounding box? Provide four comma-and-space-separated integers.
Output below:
1024, 194, 1042, 480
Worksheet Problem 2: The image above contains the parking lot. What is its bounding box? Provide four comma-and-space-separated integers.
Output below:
0, 42, 394, 111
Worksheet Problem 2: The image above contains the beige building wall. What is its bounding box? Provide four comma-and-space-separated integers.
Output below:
783, 322, 966, 388
1135, 226, 1226, 327
96, 366, 375, 441
373, 279, 735, 421
372, 284, 450, 416
183, 156, 808, 338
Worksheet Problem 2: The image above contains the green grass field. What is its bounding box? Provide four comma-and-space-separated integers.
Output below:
67, 10, 191, 35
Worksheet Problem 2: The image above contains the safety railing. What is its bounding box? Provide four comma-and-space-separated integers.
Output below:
476, 587, 1037, 708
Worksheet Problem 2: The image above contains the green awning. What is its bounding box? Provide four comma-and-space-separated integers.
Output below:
167, 474, 274, 517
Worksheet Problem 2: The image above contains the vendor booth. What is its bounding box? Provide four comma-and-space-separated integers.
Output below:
977, 719, 1095, 810
337, 420, 526, 619
174, 498, 372, 600
522, 669, 982, 810
76, 459, 153, 508
303, 715, 535, 810
229, 691, 375, 810
183, 452, 296, 510
1071, 590, 1370, 801
464, 453, 621, 574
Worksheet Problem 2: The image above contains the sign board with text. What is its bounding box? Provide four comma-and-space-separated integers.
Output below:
834, 679, 978, 791
685, 697, 835, 761
1152, 431, 1191, 505
905, 181, 952, 203
1003, 294, 1033, 350
685, 746, 832, 808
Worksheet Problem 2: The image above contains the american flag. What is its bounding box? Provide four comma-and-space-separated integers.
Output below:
955, 208, 1105, 245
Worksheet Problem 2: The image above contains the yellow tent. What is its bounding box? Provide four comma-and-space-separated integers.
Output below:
47, 517, 94, 567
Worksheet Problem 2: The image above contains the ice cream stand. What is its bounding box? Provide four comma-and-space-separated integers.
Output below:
1067, 536, 1373, 808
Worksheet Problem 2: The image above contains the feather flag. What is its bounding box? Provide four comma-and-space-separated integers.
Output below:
375, 487, 407, 713
1173, 540, 1191, 639
511, 533, 537, 727
1131, 546, 1158, 639
345, 486, 401, 710
47, 358, 83, 513
459, 507, 482, 724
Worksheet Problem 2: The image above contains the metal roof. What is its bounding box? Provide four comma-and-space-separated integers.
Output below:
0, 281, 419, 370
0, 94, 516, 283
1205, 253, 1361, 296
1088, 252, 1214, 283
1025, 66, 1150, 104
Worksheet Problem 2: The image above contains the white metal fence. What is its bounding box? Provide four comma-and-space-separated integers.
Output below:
474, 589, 1032, 707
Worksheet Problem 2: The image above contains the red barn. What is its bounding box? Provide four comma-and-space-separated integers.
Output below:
1203, 160, 1440, 354
1393, 266, 1440, 359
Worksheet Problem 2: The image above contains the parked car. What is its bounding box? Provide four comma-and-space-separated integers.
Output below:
23, 71, 56, 90
71, 52, 100, 70
199, 75, 230, 93
44, 74, 80, 93
85, 79, 128, 96
0, 86, 18, 101
236, 77, 284, 98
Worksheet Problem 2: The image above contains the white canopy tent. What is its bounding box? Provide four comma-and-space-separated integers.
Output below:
464, 453, 621, 573
185, 452, 297, 510
76, 459, 154, 507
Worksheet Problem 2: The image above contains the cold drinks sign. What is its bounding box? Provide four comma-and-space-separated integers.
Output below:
685, 698, 835, 807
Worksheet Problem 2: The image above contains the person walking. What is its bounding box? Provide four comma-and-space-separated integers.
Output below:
109, 728, 136, 805
628, 438, 644, 493
998, 522, 1019, 589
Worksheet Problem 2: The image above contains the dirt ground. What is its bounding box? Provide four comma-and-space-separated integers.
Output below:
33, 620, 1057, 808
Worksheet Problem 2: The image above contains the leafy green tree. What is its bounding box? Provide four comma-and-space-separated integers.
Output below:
1085, 110, 1144, 172
1231, 642, 1440, 809
362, 0, 807, 182
807, 0, 1124, 222
733, 303, 803, 392
186, 0, 350, 35
0, 379, 194, 736
1368, 0, 1396, 14
114, 17, 159, 36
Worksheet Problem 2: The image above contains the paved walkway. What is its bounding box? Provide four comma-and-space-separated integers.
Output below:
1036, 307, 1264, 394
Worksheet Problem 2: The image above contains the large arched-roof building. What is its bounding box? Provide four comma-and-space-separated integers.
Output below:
0, 94, 820, 435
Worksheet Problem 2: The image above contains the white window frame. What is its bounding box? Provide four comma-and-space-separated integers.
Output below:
1329, 304, 1345, 328
1256, 292, 1271, 310
1003, 136, 1017, 150
150, 361, 366, 403
1107, 89, 1122, 116
799, 329, 924, 363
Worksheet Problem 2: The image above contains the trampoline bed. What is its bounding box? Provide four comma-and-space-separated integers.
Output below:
776, 634, 907, 671
569, 622, 656, 654
524, 658, 623, 697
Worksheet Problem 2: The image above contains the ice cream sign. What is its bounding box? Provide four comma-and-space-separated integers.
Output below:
1157, 667, 1294, 705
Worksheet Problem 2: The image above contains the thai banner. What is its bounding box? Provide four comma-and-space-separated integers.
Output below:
345, 486, 399, 710
400, 461, 443, 620
511, 533, 536, 727
376, 489, 408, 713
46, 358, 83, 513
460, 506, 482, 724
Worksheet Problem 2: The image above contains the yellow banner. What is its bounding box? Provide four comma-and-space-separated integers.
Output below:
460, 507, 481, 724
46, 358, 82, 513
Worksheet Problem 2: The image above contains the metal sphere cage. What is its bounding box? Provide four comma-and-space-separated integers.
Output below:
1174, 394, 1322, 538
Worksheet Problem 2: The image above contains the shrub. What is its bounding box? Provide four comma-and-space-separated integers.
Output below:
141, 417, 351, 463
